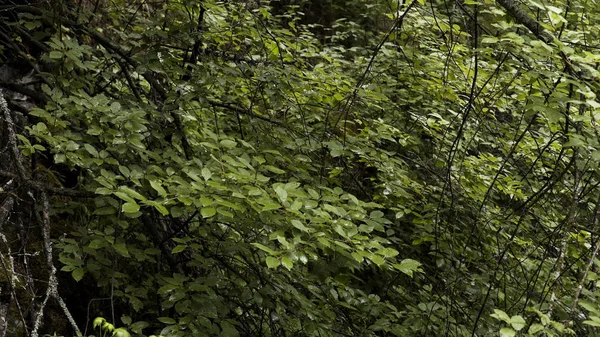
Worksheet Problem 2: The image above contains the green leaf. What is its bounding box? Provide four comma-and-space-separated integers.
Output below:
490, 309, 511, 323
110, 102, 121, 113
251, 243, 276, 255
584, 320, 600, 327
149, 180, 167, 197
93, 317, 106, 329
113, 328, 131, 337
291, 219, 309, 232
266, 256, 280, 268
393, 259, 422, 277
84, 143, 98, 157
217, 208, 234, 217
379, 247, 399, 258
200, 196, 213, 206
201, 207, 216, 218
120, 186, 147, 201
94, 206, 115, 215
202, 167, 212, 181
220, 139, 237, 148
509, 315, 526, 331
528, 324, 545, 334
72, 268, 84, 281
121, 315, 132, 325
220, 321, 239, 337
261, 202, 281, 212
499, 327, 516, 337
130, 321, 150, 334
481, 36, 498, 44
369, 254, 385, 266
264, 165, 285, 174
49, 51, 63, 59
89, 239, 104, 249
113, 243, 130, 257
157, 317, 176, 324
115, 192, 135, 203
153, 203, 169, 216
122, 202, 140, 213
274, 185, 288, 203
172, 245, 186, 254
351, 252, 364, 263
281, 256, 293, 270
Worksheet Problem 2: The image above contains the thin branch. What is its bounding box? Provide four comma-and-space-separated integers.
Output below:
0, 82, 49, 105
0, 89, 28, 180
31, 191, 81, 337
0, 170, 96, 197
0, 223, 29, 337
208, 100, 283, 126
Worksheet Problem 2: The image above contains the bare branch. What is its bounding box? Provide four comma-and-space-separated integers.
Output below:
0, 90, 28, 180
31, 191, 81, 337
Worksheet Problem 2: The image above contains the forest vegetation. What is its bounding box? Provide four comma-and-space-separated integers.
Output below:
1, 0, 600, 336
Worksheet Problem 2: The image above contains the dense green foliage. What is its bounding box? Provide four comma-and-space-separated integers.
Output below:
3, 0, 600, 336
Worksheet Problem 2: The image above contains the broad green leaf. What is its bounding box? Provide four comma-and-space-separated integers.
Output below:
251, 243, 276, 255
261, 202, 281, 212
369, 254, 385, 266
200, 197, 213, 206
264, 165, 285, 174
509, 315, 526, 331
153, 203, 169, 216
499, 328, 516, 337
220, 321, 239, 337
157, 317, 176, 324
149, 180, 167, 197
528, 324, 544, 334
491, 309, 511, 323
291, 220, 309, 232
84, 143, 98, 157
584, 320, 600, 327
281, 256, 293, 270
113, 243, 130, 257
266, 256, 280, 268
49, 51, 63, 59
72, 268, 84, 281
217, 208, 234, 217
202, 167, 212, 181
172, 245, 186, 254
274, 185, 287, 203
89, 239, 104, 249
220, 139, 237, 148
201, 207, 216, 218
120, 186, 147, 201
122, 202, 140, 213
393, 259, 422, 277
351, 252, 364, 263
121, 316, 132, 325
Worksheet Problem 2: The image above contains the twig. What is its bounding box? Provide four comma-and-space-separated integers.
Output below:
0, 232, 29, 337
0, 170, 96, 198
0, 90, 28, 180
31, 191, 81, 337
